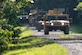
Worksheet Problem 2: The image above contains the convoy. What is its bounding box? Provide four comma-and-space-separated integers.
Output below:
28, 8, 71, 35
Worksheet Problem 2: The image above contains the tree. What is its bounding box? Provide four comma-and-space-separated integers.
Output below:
0, 0, 33, 53
0, 0, 32, 25
76, 2, 82, 11
74, 2, 82, 24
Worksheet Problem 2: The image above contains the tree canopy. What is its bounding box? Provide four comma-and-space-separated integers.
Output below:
76, 2, 82, 11
0, 0, 32, 24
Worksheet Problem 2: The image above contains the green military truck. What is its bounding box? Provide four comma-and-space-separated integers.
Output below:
35, 10, 47, 32
43, 9, 71, 35
28, 8, 46, 27
36, 15, 44, 32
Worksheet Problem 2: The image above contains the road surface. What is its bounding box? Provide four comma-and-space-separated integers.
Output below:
29, 26, 82, 55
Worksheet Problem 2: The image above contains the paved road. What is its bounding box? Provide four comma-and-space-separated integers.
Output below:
55, 40, 82, 55
31, 27, 82, 40
29, 27, 82, 55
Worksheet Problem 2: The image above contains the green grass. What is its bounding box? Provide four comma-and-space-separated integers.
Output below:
2, 26, 69, 55
59, 34, 74, 38
70, 25, 82, 34
14, 26, 33, 39
3, 44, 68, 55
59, 25, 82, 38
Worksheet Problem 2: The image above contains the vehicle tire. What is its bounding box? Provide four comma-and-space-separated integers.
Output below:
37, 27, 41, 32
36, 24, 41, 32
64, 26, 69, 34
38, 29, 41, 32
49, 28, 53, 31
44, 26, 49, 35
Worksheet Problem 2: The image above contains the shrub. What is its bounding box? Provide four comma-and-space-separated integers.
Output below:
0, 29, 13, 52
0, 36, 8, 52
0, 19, 21, 53
0, 28, 21, 53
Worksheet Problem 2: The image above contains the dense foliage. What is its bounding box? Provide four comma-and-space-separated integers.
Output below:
0, 0, 31, 25
0, 19, 21, 53
0, 0, 31, 53
75, 2, 82, 25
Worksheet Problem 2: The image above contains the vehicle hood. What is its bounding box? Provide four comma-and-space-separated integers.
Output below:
47, 20, 69, 23
38, 20, 69, 23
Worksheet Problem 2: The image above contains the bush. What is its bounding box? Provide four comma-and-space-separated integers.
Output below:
0, 28, 21, 53
0, 36, 8, 52
74, 2, 82, 25
0, 20, 21, 53
0, 29, 13, 52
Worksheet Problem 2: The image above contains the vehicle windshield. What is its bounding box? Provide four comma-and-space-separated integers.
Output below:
57, 16, 67, 20
47, 16, 56, 21
37, 17, 43, 21
47, 16, 67, 21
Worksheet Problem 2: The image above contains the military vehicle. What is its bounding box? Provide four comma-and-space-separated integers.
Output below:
28, 8, 46, 27
29, 9, 47, 31
35, 15, 43, 31
43, 9, 71, 35
36, 10, 47, 32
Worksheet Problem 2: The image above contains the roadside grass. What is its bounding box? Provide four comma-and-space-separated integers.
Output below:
59, 34, 75, 38
70, 25, 82, 34
4, 44, 68, 55
59, 25, 82, 38
2, 26, 69, 55
14, 26, 33, 39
